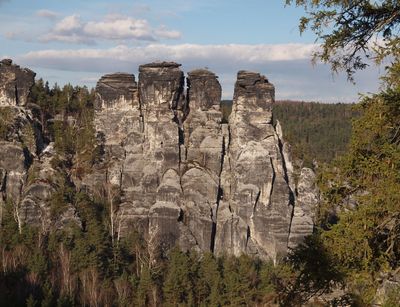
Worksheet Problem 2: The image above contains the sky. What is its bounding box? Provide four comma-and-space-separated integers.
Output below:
0, 0, 384, 102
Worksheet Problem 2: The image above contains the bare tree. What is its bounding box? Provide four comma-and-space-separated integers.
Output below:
80, 267, 101, 307
59, 243, 76, 299
104, 182, 120, 246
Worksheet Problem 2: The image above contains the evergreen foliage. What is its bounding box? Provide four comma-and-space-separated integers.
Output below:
285, 0, 400, 81
273, 100, 357, 167
2, 2, 400, 299
284, 0, 400, 304
315, 76, 400, 303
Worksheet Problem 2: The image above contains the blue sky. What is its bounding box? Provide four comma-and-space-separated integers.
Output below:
0, 0, 382, 101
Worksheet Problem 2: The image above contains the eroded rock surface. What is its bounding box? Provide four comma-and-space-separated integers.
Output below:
0, 60, 39, 227
215, 71, 295, 260
88, 65, 318, 261
0, 59, 318, 262
288, 167, 319, 249
0, 60, 80, 230
0, 59, 35, 107
181, 69, 224, 252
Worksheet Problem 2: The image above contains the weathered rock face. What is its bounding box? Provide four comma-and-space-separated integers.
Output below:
94, 73, 138, 110
0, 60, 38, 225
0, 59, 318, 262
90, 72, 140, 189
89, 65, 318, 261
87, 64, 188, 247
0, 60, 80, 231
288, 167, 319, 249
215, 71, 294, 260
0, 59, 35, 107
0, 141, 27, 202
136, 62, 185, 246
181, 69, 224, 252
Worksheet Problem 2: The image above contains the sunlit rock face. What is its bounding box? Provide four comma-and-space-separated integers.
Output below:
89, 72, 140, 190
89, 64, 318, 261
0, 59, 35, 107
0, 60, 80, 230
215, 71, 295, 261
0, 59, 38, 226
180, 69, 224, 252
0, 59, 318, 262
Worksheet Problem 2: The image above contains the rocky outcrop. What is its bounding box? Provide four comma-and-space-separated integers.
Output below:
0, 60, 40, 221
0, 141, 27, 203
0, 59, 35, 107
288, 167, 319, 249
215, 71, 294, 260
0, 59, 318, 262
89, 72, 140, 190
18, 143, 81, 230
181, 69, 224, 252
94, 73, 138, 110
88, 65, 318, 261
0, 61, 37, 227
87, 64, 187, 246
0, 60, 80, 230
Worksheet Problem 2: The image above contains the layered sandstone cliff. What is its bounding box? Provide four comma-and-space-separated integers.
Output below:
0, 59, 318, 262
86, 63, 318, 261
215, 71, 294, 260
0, 59, 80, 231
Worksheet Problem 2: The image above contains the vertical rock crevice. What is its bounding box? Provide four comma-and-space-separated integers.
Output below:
210, 131, 227, 253
180, 68, 224, 252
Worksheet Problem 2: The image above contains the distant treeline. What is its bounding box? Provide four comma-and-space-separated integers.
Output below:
221, 100, 358, 167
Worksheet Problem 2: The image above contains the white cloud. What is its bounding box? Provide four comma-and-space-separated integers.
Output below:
17, 43, 380, 102
40, 14, 181, 44
54, 14, 82, 33
40, 15, 96, 44
18, 43, 301, 72
84, 18, 155, 41
36, 9, 59, 19
154, 26, 182, 39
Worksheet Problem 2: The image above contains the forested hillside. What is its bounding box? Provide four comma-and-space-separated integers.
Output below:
2, 77, 398, 306
0, 80, 326, 307
273, 101, 358, 166
221, 100, 357, 166
1, 0, 400, 303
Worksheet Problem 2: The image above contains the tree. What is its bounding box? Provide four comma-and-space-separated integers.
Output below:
285, 0, 400, 303
286, 0, 400, 80
276, 235, 344, 306
194, 252, 223, 306
163, 248, 194, 306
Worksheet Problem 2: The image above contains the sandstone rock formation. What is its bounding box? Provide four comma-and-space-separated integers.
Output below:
215, 71, 295, 260
181, 69, 224, 252
0, 60, 37, 223
0, 59, 35, 107
288, 167, 319, 249
0, 59, 318, 262
88, 64, 318, 261
0, 60, 80, 230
